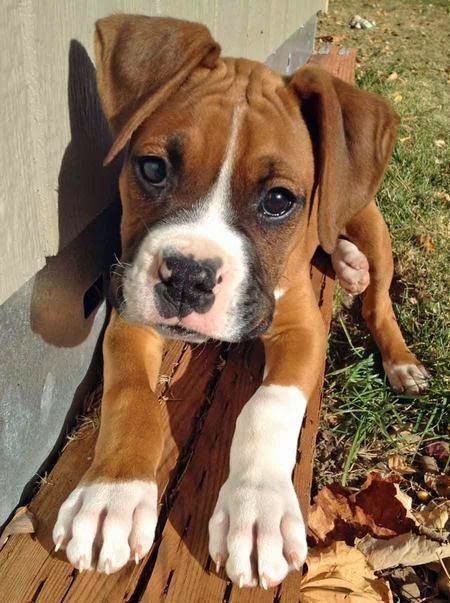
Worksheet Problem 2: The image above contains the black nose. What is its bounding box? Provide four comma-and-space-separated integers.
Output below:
154, 253, 222, 319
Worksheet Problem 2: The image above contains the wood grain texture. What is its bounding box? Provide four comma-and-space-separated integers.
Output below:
0, 48, 355, 603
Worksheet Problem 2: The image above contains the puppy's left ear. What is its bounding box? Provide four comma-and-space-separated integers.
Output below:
95, 15, 221, 165
290, 66, 399, 253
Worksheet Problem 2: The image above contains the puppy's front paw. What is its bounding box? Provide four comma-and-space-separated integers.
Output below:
53, 480, 157, 573
209, 474, 306, 589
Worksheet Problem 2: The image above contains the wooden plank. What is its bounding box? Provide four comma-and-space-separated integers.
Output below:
308, 45, 357, 84
0, 341, 222, 602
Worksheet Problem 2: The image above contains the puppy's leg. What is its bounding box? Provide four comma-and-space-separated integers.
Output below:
53, 310, 164, 573
209, 277, 326, 588
344, 201, 429, 394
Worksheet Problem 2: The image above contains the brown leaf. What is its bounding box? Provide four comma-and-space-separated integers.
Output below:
388, 453, 416, 475
414, 499, 450, 530
300, 542, 393, 602
419, 455, 440, 473
387, 72, 398, 81
437, 558, 450, 598
425, 441, 449, 461
356, 532, 450, 571
308, 473, 417, 545
416, 233, 436, 254
435, 191, 450, 204
0, 506, 36, 550
425, 474, 450, 498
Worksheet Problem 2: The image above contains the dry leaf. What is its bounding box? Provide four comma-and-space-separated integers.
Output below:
425, 441, 449, 461
435, 191, 450, 204
399, 136, 411, 143
0, 506, 36, 550
419, 455, 440, 473
437, 557, 450, 597
414, 499, 450, 530
356, 532, 450, 571
434, 139, 446, 148
417, 233, 436, 254
387, 72, 398, 81
308, 473, 417, 545
388, 453, 416, 475
300, 542, 393, 602
425, 474, 450, 498
393, 93, 402, 103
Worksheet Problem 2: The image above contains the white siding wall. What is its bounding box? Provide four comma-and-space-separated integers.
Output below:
0, 0, 326, 305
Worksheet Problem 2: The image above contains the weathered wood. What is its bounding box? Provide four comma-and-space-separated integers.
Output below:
0, 46, 355, 603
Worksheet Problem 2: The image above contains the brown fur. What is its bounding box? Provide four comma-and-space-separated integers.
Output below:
84, 15, 421, 487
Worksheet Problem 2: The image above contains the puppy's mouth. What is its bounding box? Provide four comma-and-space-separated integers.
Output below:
153, 323, 209, 344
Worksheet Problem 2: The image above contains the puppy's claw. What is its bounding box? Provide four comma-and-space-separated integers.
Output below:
260, 574, 269, 590
54, 536, 63, 553
238, 574, 245, 588
215, 555, 222, 573
288, 552, 301, 572
133, 544, 143, 565
104, 559, 111, 575
78, 556, 86, 573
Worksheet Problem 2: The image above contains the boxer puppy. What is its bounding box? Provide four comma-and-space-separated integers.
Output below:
53, 15, 429, 587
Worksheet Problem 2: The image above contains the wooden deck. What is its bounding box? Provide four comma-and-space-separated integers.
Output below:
0, 48, 355, 603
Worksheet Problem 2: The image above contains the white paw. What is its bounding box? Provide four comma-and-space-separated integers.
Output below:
209, 474, 306, 589
53, 480, 157, 573
331, 238, 370, 295
383, 361, 430, 394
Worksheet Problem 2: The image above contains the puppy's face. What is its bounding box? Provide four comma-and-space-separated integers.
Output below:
112, 62, 315, 343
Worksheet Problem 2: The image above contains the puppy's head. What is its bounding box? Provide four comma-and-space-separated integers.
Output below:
95, 15, 398, 343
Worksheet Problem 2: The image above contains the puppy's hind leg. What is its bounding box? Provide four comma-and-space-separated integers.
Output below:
344, 201, 430, 395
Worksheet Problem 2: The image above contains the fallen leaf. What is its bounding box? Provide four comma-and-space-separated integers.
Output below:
387, 72, 398, 81
416, 233, 436, 254
434, 139, 446, 148
300, 542, 393, 602
0, 506, 36, 550
396, 431, 421, 455
415, 499, 450, 531
425, 474, 450, 498
388, 453, 416, 475
356, 532, 450, 571
399, 136, 411, 143
318, 34, 346, 43
437, 558, 450, 597
435, 192, 450, 204
308, 473, 417, 545
393, 93, 402, 103
419, 455, 440, 473
425, 441, 449, 461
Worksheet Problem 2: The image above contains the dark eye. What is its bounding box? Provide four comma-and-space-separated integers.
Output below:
136, 156, 167, 186
259, 187, 297, 219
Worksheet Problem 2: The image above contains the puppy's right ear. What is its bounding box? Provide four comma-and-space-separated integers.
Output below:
95, 15, 221, 165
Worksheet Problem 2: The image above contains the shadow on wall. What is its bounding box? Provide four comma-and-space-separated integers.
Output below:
0, 40, 121, 529
31, 39, 121, 349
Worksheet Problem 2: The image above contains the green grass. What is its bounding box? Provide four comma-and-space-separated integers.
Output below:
316, 0, 450, 488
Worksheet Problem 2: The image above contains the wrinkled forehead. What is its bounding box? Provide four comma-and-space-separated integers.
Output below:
130, 58, 313, 186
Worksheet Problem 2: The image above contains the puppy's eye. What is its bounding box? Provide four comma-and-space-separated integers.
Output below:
259, 187, 296, 219
136, 156, 167, 186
